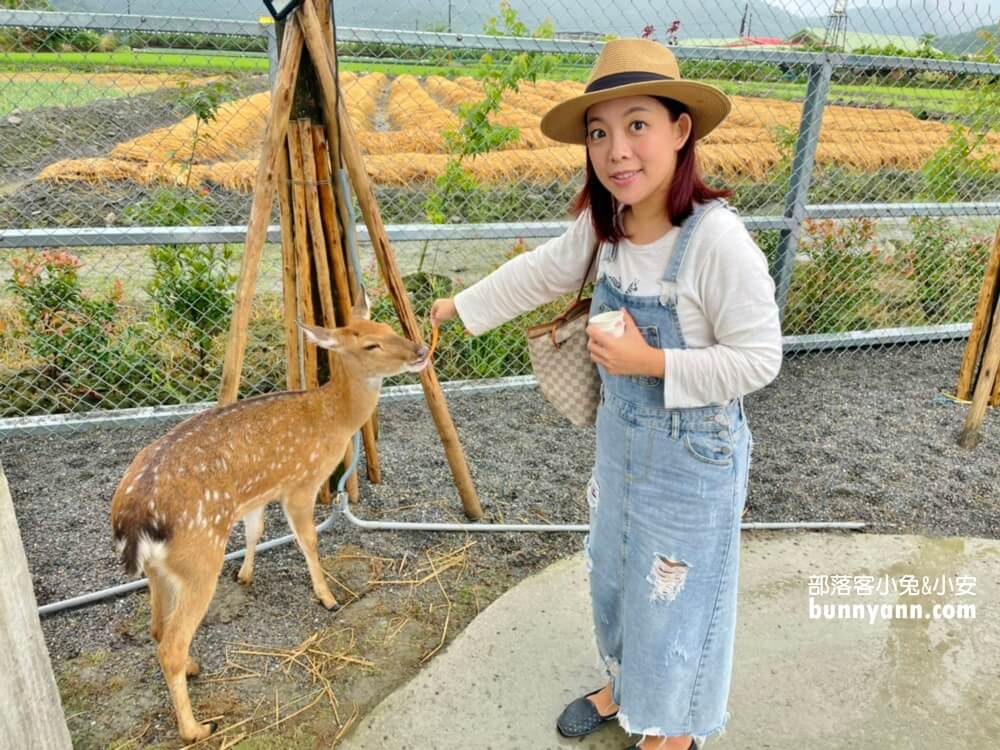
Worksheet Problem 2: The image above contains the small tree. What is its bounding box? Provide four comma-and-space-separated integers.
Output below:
174, 80, 228, 188
423, 1, 555, 225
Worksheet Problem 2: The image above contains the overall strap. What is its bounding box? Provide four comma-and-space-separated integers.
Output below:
574, 239, 602, 304
659, 199, 726, 305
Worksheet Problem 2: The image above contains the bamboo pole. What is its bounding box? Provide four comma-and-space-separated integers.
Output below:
288, 122, 342, 503
298, 117, 356, 503
219, 20, 303, 406
304, 3, 373, 457
957, 226, 1000, 400
316, 0, 333, 47
298, 0, 482, 519
310, 126, 352, 329
286, 125, 320, 385
313, 124, 383, 483
302, 2, 374, 492
277, 142, 304, 391
297, 119, 338, 340
959, 296, 1000, 448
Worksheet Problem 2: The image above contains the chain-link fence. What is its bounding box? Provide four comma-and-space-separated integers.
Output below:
2, 1, 999, 429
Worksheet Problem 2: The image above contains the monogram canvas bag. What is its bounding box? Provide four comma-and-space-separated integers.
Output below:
525, 242, 601, 427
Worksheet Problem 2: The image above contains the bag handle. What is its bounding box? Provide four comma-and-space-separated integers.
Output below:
549, 239, 603, 348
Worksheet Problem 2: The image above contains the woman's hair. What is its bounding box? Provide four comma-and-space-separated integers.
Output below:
570, 97, 732, 244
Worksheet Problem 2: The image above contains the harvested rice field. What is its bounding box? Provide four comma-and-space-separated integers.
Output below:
3, 69, 999, 230
34, 72, 1000, 191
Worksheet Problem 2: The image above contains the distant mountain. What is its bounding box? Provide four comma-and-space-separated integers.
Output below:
802, 2, 998, 40
937, 23, 999, 55
47, 0, 799, 39
46, 0, 997, 42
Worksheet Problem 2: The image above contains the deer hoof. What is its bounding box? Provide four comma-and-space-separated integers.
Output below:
181, 721, 217, 743
235, 569, 253, 586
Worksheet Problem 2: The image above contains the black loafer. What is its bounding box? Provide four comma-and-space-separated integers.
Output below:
556, 687, 618, 737
624, 740, 697, 750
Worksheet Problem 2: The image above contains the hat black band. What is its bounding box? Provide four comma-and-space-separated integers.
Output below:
585, 71, 673, 93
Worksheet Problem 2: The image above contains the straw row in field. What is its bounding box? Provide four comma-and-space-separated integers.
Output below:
423, 75, 540, 129
387, 74, 458, 131
111, 90, 269, 163
340, 71, 387, 133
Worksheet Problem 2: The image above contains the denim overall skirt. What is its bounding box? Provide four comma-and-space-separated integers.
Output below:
584, 199, 752, 743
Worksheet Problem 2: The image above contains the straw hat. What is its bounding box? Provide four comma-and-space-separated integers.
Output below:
540, 38, 731, 145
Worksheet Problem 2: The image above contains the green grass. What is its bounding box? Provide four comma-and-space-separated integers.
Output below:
1, 50, 270, 73
708, 78, 977, 117
1, 50, 590, 80
0, 79, 133, 116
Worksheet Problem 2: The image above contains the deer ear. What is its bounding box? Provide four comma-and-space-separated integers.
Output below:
351, 291, 371, 321
298, 321, 342, 350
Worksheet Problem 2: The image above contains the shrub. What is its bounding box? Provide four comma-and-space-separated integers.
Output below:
5, 249, 161, 406
146, 243, 237, 374
126, 189, 236, 374
783, 218, 881, 335
901, 217, 994, 323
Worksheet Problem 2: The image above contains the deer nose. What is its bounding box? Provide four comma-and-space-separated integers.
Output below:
416, 344, 430, 359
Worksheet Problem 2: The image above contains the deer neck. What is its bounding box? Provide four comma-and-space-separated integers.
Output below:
316, 353, 381, 427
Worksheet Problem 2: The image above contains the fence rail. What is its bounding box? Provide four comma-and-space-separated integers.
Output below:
1, 4, 998, 432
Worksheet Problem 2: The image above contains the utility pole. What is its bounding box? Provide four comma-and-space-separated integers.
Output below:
824, 0, 849, 51
448, 0, 452, 33
739, 1, 751, 37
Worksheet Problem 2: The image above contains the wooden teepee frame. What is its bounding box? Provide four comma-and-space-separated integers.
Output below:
957, 225, 1000, 449
217, 0, 482, 518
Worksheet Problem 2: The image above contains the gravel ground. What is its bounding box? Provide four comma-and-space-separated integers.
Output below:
2, 340, 999, 746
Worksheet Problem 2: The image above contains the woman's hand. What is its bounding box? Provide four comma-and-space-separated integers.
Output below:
430, 298, 458, 329
586, 309, 665, 378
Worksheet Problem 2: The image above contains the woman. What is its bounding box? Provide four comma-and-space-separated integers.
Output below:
431, 38, 782, 750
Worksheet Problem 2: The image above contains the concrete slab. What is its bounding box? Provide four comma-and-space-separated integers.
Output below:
338, 532, 1000, 750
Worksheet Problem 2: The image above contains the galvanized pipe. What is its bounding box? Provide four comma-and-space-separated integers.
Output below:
37, 433, 866, 617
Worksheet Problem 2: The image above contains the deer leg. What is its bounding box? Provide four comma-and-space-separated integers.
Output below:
146, 564, 173, 644
236, 506, 264, 586
158, 551, 223, 742
147, 562, 197, 676
282, 488, 338, 610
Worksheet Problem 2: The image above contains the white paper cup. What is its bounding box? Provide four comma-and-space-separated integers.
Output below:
589, 309, 625, 338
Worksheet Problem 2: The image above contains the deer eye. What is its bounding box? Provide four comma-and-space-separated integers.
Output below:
364, 343, 382, 351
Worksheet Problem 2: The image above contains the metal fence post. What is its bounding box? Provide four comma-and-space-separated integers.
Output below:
264, 18, 279, 91
773, 56, 834, 320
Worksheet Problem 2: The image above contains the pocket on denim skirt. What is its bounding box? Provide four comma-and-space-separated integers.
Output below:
683, 429, 734, 467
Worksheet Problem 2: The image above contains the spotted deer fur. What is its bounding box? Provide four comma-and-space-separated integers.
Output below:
110, 298, 429, 742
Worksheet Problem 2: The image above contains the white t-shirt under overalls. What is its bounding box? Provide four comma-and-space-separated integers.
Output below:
454, 205, 783, 407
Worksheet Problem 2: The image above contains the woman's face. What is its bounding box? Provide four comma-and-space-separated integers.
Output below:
585, 95, 692, 212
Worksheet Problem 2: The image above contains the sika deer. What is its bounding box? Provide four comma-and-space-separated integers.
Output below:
110, 297, 428, 742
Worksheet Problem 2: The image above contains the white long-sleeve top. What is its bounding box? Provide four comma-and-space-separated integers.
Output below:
454, 204, 783, 408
